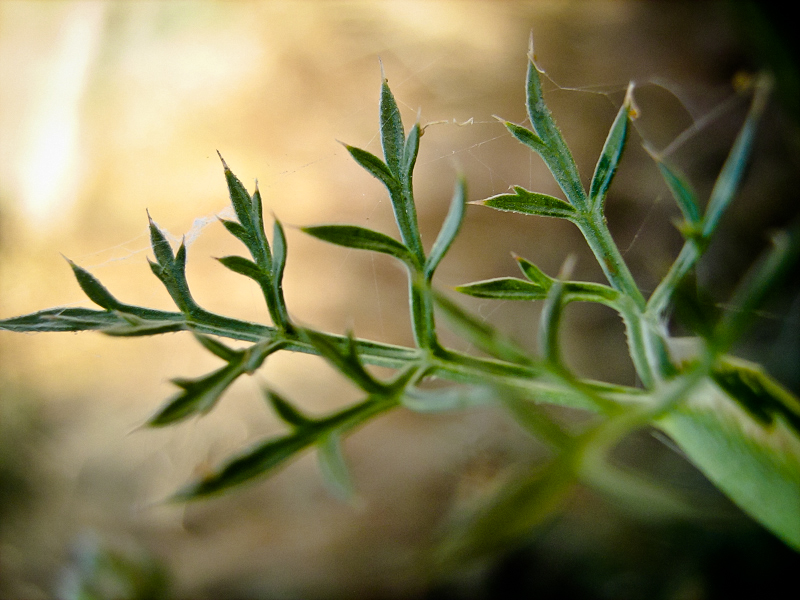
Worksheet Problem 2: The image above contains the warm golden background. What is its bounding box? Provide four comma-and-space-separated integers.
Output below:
1, 2, 798, 598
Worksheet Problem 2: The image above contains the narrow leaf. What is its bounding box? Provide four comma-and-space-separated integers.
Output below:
425, 176, 467, 280
271, 218, 288, 283
589, 82, 635, 211
302, 329, 387, 394
476, 186, 578, 220
455, 277, 548, 301
218, 153, 255, 233
514, 255, 553, 289
148, 214, 175, 270
380, 76, 405, 177
220, 218, 253, 248
193, 333, 240, 362
266, 389, 314, 428
344, 144, 399, 192
539, 280, 565, 364
302, 224, 414, 266
0, 307, 183, 334
503, 121, 546, 154
149, 363, 244, 426
174, 432, 317, 500
702, 74, 772, 239
523, 41, 588, 209
67, 260, 122, 311
217, 255, 267, 282
401, 120, 421, 189
434, 292, 533, 364
644, 145, 701, 229
317, 432, 356, 500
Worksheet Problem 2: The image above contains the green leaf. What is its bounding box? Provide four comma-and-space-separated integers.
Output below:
712, 356, 800, 434
438, 458, 575, 564
455, 277, 548, 301
714, 228, 800, 350
302, 224, 415, 266
148, 340, 280, 426
174, 431, 317, 500
380, 75, 405, 177
658, 383, 800, 550
702, 74, 772, 240
476, 186, 578, 220
539, 279, 565, 364
523, 40, 588, 209
192, 333, 239, 362
344, 144, 399, 192
562, 281, 620, 306
434, 292, 532, 364
219, 152, 256, 234
644, 145, 701, 229
401, 120, 421, 189
589, 83, 634, 211
0, 307, 183, 334
317, 432, 355, 500
503, 121, 546, 154
67, 259, 122, 311
219, 218, 253, 248
266, 389, 314, 428
217, 255, 266, 282
147, 215, 196, 313
302, 329, 387, 395
515, 254, 553, 289
271, 218, 288, 282
425, 176, 467, 280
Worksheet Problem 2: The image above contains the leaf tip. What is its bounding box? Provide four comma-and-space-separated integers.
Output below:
624, 81, 639, 120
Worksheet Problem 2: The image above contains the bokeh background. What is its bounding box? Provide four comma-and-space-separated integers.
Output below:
1, 2, 798, 599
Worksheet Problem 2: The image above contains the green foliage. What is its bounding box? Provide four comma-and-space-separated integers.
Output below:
2, 38, 799, 563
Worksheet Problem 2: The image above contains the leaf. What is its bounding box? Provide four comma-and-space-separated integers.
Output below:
503, 121, 546, 154
217, 255, 266, 282
343, 144, 399, 192
476, 186, 578, 220
657, 382, 800, 550
589, 82, 634, 211
712, 357, 800, 434
523, 40, 587, 209
714, 228, 800, 350
271, 218, 288, 283
514, 254, 553, 289
455, 277, 549, 301
702, 74, 772, 240
401, 120, 421, 189
174, 432, 318, 500
147, 216, 195, 313
219, 218, 253, 248
147, 340, 280, 426
425, 176, 467, 280
266, 389, 314, 428
302, 224, 415, 266
438, 458, 575, 564
380, 75, 405, 177
302, 329, 387, 395
218, 153, 256, 234
67, 260, 122, 311
0, 307, 180, 334
644, 145, 701, 229
539, 279, 565, 364
317, 432, 355, 500
193, 333, 240, 362
434, 292, 532, 364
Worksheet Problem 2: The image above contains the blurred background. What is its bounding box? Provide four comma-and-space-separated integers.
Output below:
1, 1, 798, 598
